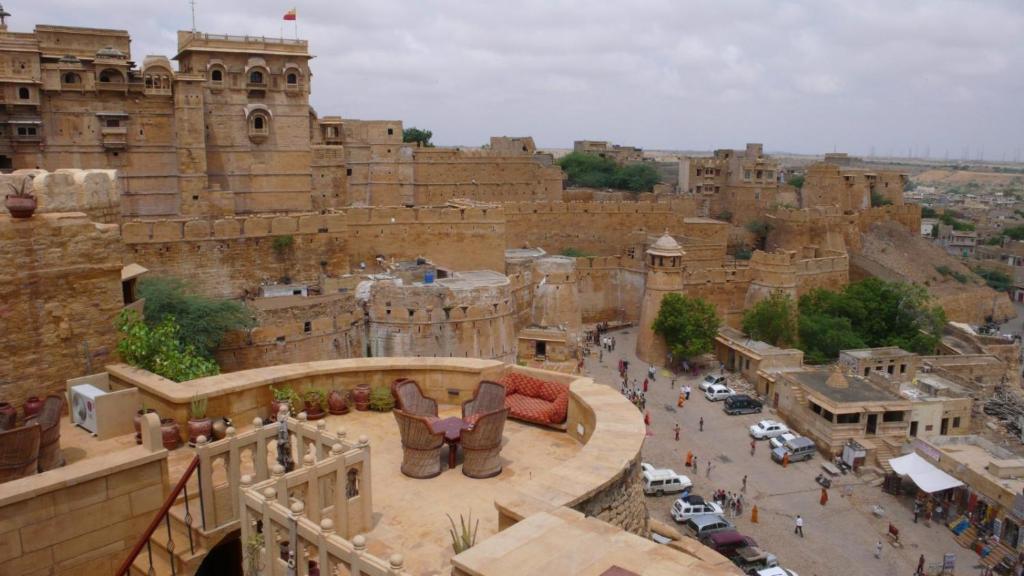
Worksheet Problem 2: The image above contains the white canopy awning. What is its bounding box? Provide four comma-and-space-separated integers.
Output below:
890, 453, 963, 493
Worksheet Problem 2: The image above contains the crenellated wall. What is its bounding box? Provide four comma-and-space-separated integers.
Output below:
0, 169, 121, 224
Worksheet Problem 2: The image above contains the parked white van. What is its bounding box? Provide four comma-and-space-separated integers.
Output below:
642, 466, 692, 496
704, 383, 736, 402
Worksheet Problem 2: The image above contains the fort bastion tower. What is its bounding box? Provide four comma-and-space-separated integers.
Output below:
636, 232, 685, 365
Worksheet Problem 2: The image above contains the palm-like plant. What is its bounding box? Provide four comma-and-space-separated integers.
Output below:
446, 512, 479, 554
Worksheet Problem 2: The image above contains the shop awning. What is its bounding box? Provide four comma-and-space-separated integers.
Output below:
890, 453, 963, 493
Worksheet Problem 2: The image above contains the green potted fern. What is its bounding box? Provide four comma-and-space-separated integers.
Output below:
188, 393, 212, 445
368, 386, 395, 412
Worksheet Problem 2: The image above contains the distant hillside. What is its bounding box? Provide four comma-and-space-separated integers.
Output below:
850, 221, 1016, 324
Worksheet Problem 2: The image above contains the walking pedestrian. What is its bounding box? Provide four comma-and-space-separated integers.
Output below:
599, 349, 603, 362
750, 439, 756, 456
819, 487, 829, 506
671, 377, 676, 389
684, 384, 691, 400
913, 501, 921, 524
677, 389, 686, 408
674, 423, 680, 441
643, 378, 648, 392
915, 554, 925, 576
719, 362, 725, 376
874, 541, 882, 559
692, 455, 698, 472
794, 515, 804, 537
699, 417, 704, 432
706, 461, 712, 478
742, 475, 747, 492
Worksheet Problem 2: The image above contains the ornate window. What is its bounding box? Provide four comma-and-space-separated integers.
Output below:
211, 69, 223, 82
62, 72, 81, 85
286, 72, 297, 85
17, 87, 29, 100
98, 69, 123, 83
249, 70, 264, 85
247, 106, 271, 143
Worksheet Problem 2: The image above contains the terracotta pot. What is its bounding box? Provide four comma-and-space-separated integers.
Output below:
188, 417, 213, 445
304, 400, 325, 420
160, 418, 180, 450
352, 384, 371, 411
327, 390, 349, 415
5, 195, 36, 218
270, 398, 290, 421
134, 408, 157, 444
23, 396, 43, 419
0, 402, 16, 430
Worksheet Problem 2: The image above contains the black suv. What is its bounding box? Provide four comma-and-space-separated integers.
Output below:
723, 394, 762, 415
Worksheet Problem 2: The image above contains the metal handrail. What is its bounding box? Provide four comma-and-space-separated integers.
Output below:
116, 455, 200, 575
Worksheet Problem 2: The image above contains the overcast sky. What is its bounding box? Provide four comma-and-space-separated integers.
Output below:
13, 0, 1024, 159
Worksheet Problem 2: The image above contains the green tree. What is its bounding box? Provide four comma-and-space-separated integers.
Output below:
742, 291, 798, 347
976, 269, 1012, 292
611, 163, 661, 192
556, 152, 661, 192
402, 127, 434, 147
652, 293, 720, 359
798, 313, 866, 364
138, 277, 254, 356
786, 174, 805, 189
870, 190, 893, 207
920, 206, 937, 218
116, 311, 220, 382
1003, 225, 1024, 241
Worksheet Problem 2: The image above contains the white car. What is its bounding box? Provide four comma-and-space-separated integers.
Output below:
671, 498, 724, 523
750, 420, 790, 439
704, 383, 735, 401
642, 465, 692, 496
699, 374, 726, 391
755, 568, 798, 576
769, 432, 799, 450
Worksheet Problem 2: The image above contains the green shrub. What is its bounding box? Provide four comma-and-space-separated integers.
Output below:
368, 386, 395, 412
116, 310, 220, 382
272, 235, 294, 253
139, 277, 254, 356
556, 152, 661, 192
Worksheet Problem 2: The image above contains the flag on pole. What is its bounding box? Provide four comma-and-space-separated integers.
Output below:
283, 8, 297, 20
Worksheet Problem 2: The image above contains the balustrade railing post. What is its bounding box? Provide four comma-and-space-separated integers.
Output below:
196, 435, 217, 530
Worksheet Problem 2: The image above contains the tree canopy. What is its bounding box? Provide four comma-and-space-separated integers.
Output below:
652, 293, 720, 360
138, 276, 254, 356
402, 127, 433, 147
797, 278, 946, 363
556, 152, 660, 192
786, 174, 805, 189
741, 291, 798, 347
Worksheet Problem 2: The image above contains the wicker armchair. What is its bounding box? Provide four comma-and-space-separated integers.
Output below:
392, 379, 438, 419
0, 422, 41, 483
460, 407, 509, 479
26, 395, 64, 471
393, 410, 445, 479
462, 381, 506, 425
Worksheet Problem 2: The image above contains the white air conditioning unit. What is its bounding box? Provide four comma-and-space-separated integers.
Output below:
71, 383, 107, 434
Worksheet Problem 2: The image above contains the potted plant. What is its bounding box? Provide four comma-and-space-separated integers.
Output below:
188, 393, 212, 445
4, 176, 36, 219
303, 388, 326, 420
368, 386, 395, 412
270, 385, 297, 420
351, 383, 371, 411
134, 402, 158, 444
160, 418, 181, 450
23, 396, 42, 418
327, 389, 349, 415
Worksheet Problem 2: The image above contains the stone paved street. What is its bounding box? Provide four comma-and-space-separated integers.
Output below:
584, 328, 972, 576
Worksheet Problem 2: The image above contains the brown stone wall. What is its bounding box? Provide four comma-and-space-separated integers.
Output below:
0, 213, 123, 407
215, 293, 366, 372
0, 451, 168, 576
121, 213, 348, 299
503, 200, 699, 256
345, 206, 506, 272
575, 256, 645, 324
572, 455, 649, 537
412, 148, 563, 205
0, 169, 121, 224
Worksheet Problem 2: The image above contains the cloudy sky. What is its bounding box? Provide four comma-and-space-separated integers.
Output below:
13, 0, 1024, 159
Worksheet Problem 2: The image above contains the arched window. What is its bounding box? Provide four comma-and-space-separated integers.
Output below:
62, 72, 80, 85
249, 70, 264, 85
248, 110, 270, 142
17, 87, 29, 100
253, 116, 265, 131
286, 72, 297, 85
211, 69, 222, 82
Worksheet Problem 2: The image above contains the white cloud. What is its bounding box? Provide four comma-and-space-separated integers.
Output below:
10, 0, 1024, 157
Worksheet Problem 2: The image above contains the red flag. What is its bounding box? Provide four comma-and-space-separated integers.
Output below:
283, 8, 297, 20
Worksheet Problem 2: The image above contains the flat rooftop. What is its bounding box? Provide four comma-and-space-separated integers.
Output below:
841, 347, 913, 360
436, 270, 509, 290
792, 370, 904, 404
717, 327, 802, 357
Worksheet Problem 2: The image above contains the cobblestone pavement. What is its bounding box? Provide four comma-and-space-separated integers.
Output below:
583, 329, 974, 576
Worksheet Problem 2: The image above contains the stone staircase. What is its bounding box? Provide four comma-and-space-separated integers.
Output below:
873, 439, 899, 474
129, 494, 220, 576
982, 541, 1016, 569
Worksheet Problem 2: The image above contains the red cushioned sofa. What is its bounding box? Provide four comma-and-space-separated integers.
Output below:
499, 372, 570, 428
